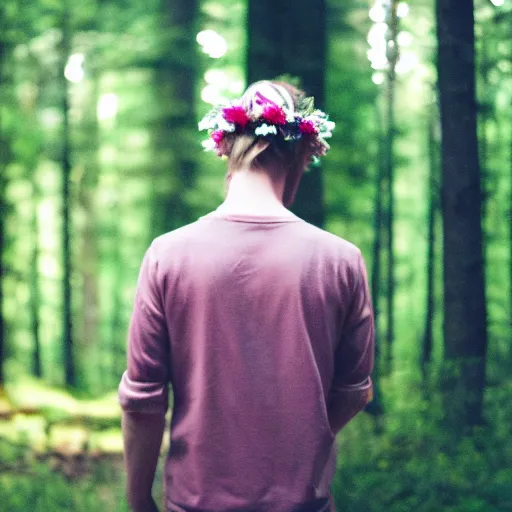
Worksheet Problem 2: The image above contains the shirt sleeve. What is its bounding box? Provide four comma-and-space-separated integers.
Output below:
332, 250, 375, 392
118, 242, 170, 414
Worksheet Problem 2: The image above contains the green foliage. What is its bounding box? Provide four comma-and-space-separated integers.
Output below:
333, 384, 512, 512
0, 449, 131, 512
1, 0, 512, 508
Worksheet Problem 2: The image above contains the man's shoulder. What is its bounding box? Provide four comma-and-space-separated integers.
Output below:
151, 219, 205, 251
149, 216, 362, 266
297, 220, 362, 260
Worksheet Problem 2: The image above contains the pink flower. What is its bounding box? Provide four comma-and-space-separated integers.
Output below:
222, 106, 250, 128
262, 104, 287, 125
299, 119, 318, 135
211, 130, 225, 145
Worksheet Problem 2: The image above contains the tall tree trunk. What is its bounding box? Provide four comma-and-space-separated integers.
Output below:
436, 0, 487, 429
509, 129, 512, 330
372, 102, 384, 347
30, 179, 43, 378
367, 100, 385, 418
0, 40, 6, 386
152, 0, 198, 237
112, 201, 124, 388
77, 70, 101, 393
477, 32, 491, 237
384, 0, 399, 374
247, 0, 326, 228
60, 3, 75, 387
421, 93, 440, 381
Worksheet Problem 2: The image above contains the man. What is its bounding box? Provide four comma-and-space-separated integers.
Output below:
119, 81, 374, 512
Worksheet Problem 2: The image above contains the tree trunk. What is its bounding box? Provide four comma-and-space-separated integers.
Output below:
371, 102, 384, 347
152, 0, 198, 237
76, 70, 101, 393
384, 0, 399, 374
421, 94, 440, 381
0, 40, 6, 385
436, 0, 488, 429
60, 3, 75, 387
367, 100, 385, 418
247, 0, 326, 227
30, 178, 43, 378
510, 124, 512, 332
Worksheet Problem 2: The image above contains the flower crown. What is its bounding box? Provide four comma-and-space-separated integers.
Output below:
198, 89, 335, 161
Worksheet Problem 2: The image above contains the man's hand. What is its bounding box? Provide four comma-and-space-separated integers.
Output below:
128, 496, 160, 512
127, 495, 160, 512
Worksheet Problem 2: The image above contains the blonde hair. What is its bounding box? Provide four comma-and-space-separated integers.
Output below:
222, 81, 317, 176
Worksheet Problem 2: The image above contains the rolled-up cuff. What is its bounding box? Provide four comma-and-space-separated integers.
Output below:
334, 376, 373, 393
118, 371, 169, 413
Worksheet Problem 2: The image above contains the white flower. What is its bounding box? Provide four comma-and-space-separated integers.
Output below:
324, 121, 336, 133
217, 118, 236, 133
202, 139, 216, 151
254, 124, 277, 136
198, 117, 217, 131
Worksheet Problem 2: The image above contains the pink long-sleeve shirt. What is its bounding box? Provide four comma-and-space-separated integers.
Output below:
118, 210, 374, 512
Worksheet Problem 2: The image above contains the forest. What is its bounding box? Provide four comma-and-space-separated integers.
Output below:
0, 0, 511, 510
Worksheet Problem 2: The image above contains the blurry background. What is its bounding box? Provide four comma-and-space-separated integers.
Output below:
0, 0, 511, 510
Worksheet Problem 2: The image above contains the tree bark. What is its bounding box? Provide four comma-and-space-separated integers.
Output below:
436, 0, 488, 429
0, 40, 6, 385
421, 94, 440, 380
367, 100, 385, 418
60, 2, 75, 387
371, 102, 384, 349
30, 177, 43, 378
509, 134, 512, 330
247, 0, 326, 227
76, 69, 101, 393
152, 0, 198, 237
383, 0, 399, 374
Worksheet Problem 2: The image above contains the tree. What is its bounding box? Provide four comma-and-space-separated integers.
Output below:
436, 0, 488, 429
247, 0, 326, 227
75, 57, 102, 392
59, 0, 76, 387
0, 39, 6, 386
383, 0, 399, 374
421, 89, 440, 381
152, 0, 199, 236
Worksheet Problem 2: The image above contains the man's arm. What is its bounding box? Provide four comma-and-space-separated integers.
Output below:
327, 379, 373, 434
118, 243, 170, 512
328, 251, 375, 435
122, 411, 165, 512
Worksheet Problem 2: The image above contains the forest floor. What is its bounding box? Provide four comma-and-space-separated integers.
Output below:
0, 378, 124, 457
0, 378, 168, 510
1, 376, 512, 511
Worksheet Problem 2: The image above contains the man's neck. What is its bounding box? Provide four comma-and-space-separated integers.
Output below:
220, 168, 291, 215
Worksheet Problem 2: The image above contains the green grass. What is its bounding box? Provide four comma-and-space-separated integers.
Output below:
0, 378, 511, 511
332, 381, 512, 512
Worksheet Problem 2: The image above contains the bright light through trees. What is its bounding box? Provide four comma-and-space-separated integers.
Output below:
397, 2, 409, 18
372, 72, 386, 85
369, 4, 386, 22
196, 30, 227, 59
201, 84, 228, 105
97, 93, 118, 121
397, 31, 413, 47
395, 52, 418, 74
64, 53, 84, 83
367, 1, 415, 79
